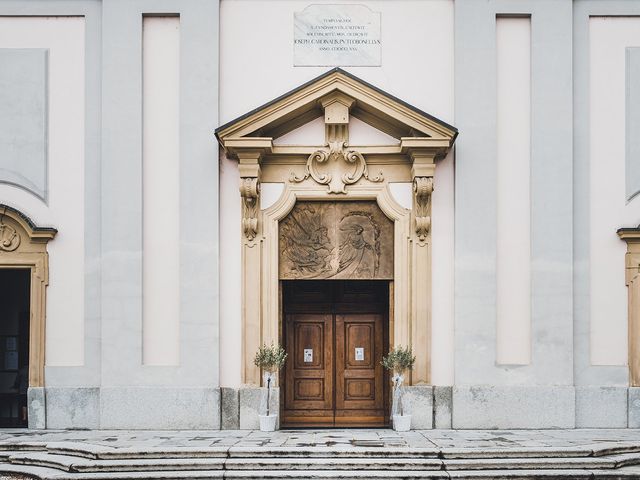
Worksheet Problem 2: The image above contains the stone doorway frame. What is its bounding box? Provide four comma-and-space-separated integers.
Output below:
216, 68, 457, 388
0, 204, 56, 389
618, 226, 640, 386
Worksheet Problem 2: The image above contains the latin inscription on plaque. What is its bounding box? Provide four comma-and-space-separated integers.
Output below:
279, 201, 393, 280
294, 4, 381, 67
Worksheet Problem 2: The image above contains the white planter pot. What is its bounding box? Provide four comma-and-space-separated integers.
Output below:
259, 414, 278, 432
393, 414, 411, 432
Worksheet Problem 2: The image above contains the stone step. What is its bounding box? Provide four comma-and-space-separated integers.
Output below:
3, 463, 640, 480
3, 450, 640, 474
227, 446, 441, 458
8, 453, 226, 473
223, 457, 444, 470
2, 440, 640, 480
2, 440, 640, 462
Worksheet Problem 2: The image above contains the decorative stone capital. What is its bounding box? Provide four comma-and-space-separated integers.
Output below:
413, 177, 433, 243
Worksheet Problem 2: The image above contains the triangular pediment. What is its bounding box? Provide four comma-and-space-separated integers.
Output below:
215, 68, 457, 149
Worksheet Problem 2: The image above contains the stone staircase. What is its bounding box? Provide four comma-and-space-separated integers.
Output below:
1, 440, 640, 479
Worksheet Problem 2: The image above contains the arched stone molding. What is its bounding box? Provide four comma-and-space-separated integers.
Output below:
255, 182, 412, 383
618, 226, 640, 386
216, 68, 457, 387
0, 204, 56, 388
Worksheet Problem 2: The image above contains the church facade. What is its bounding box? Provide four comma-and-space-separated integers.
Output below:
0, 0, 639, 429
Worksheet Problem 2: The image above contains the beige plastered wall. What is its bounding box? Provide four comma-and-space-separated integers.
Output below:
0, 17, 86, 368
219, 0, 455, 388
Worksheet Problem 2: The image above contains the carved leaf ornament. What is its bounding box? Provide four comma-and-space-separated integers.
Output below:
291, 141, 383, 194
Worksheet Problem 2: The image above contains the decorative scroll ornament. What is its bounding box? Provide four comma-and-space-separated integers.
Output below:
290, 141, 383, 194
240, 177, 260, 241
0, 222, 20, 252
413, 176, 433, 243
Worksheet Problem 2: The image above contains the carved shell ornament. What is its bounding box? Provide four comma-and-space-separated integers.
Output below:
290, 140, 383, 194
0, 222, 20, 252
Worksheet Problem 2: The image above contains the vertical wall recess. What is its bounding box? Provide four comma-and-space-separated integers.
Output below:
628, 48, 640, 203
0, 49, 48, 201
142, 15, 180, 366
495, 16, 531, 365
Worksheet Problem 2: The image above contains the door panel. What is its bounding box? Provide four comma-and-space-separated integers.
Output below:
335, 314, 384, 425
284, 314, 333, 425
282, 281, 388, 428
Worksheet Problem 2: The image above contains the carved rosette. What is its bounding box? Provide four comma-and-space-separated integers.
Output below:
291, 141, 383, 194
413, 177, 433, 243
240, 177, 260, 241
0, 223, 20, 252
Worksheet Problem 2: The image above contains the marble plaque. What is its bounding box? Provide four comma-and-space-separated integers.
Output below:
279, 201, 393, 280
294, 4, 381, 67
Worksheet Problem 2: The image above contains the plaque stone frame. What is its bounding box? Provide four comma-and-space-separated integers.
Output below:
294, 4, 382, 67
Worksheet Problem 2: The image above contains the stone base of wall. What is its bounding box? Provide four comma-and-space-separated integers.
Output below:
32, 386, 221, 429
220, 386, 281, 430
28, 385, 640, 430
452, 386, 576, 429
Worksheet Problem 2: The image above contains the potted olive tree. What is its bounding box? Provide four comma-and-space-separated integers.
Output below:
253, 343, 287, 431
382, 346, 416, 432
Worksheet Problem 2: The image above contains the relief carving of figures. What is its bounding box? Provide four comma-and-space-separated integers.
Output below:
337, 211, 381, 278
290, 141, 383, 194
279, 201, 393, 280
0, 222, 20, 252
280, 204, 333, 276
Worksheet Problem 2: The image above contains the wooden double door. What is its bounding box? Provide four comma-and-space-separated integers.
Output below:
282, 281, 389, 428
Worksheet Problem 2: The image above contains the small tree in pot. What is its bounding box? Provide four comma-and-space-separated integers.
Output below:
253, 343, 287, 431
381, 346, 416, 431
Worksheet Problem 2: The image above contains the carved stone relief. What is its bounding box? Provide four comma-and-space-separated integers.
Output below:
0, 222, 20, 252
413, 177, 433, 243
279, 201, 393, 280
240, 177, 260, 241
290, 141, 383, 194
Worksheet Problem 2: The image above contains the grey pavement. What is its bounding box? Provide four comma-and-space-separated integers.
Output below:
0, 428, 638, 450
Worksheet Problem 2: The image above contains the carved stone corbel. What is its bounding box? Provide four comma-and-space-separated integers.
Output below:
240, 177, 260, 241
413, 176, 433, 242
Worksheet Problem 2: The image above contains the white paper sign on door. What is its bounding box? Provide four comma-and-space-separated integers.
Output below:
355, 347, 364, 361
304, 349, 313, 363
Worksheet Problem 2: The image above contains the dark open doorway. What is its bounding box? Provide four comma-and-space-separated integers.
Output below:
0, 269, 30, 428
